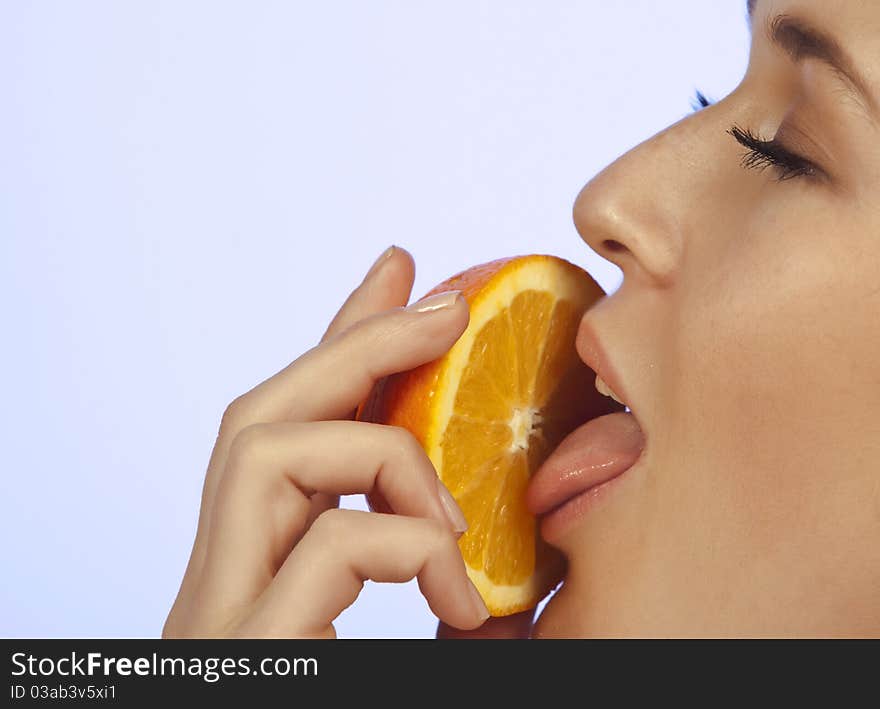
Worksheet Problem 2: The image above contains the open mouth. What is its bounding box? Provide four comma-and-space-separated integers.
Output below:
526, 370, 647, 538
525, 311, 649, 538
528, 399, 644, 503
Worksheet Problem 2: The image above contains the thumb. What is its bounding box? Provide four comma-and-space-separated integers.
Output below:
436, 608, 535, 639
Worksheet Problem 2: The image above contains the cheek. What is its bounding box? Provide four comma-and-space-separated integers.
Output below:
671, 207, 880, 486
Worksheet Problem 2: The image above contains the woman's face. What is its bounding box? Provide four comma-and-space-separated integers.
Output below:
534, 0, 880, 637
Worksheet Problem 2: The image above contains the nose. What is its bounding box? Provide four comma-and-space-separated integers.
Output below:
573, 115, 702, 288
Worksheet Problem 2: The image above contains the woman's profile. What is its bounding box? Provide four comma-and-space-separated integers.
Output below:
164, 0, 880, 638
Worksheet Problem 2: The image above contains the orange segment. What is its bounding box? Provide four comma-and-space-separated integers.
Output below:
356, 254, 610, 616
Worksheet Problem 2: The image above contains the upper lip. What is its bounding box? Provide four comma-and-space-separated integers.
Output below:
575, 316, 639, 424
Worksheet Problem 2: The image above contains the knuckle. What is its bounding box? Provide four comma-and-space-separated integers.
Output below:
420, 516, 452, 552
226, 423, 270, 475
309, 507, 349, 543
219, 394, 252, 438
386, 425, 423, 459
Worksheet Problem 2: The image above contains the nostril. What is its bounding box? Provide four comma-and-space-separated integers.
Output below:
603, 239, 627, 253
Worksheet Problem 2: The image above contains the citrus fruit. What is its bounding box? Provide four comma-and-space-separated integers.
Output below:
355, 254, 611, 616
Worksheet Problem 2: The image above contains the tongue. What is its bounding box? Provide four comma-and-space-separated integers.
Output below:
526, 412, 645, 516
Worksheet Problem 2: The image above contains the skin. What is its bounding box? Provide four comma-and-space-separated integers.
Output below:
165, 0, 880, 638
534, 0, 880, 637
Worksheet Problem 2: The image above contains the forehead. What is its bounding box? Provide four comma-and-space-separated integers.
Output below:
750, 0, 880, 28
750, 1, 880, 79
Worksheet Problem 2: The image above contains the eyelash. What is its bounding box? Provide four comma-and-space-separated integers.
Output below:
691, 90, 822, 183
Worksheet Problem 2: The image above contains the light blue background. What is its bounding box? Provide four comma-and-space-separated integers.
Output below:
1, 1, 750, 638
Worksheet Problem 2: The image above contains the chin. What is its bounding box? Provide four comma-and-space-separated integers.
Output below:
530, 581, 592, 638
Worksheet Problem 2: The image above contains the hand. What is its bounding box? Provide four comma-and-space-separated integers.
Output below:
162, 245, 490, 638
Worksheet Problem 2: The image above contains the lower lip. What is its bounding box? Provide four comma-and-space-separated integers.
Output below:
539, 449, 646, 543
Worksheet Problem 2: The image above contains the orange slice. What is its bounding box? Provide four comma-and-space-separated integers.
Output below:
356, 254, 609, 616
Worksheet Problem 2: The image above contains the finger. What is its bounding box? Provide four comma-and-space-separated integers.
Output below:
222, 244, 416, 441
436, 609, 536, 639
169, 245, 418, 612
202, 257, 465, 524
189, 282, 468, 587
197, 420, 469, 612
221, 283, 468, 431
319, 245, 412, 347
237, 509, 490, 638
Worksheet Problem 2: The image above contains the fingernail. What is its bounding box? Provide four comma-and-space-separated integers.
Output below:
405, 290, 462, 313
365, 245, 396, 281
467, 578, 491, 622
436, 478, 468, 534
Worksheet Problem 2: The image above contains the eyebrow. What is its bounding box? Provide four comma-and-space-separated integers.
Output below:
747, 0, 879, 121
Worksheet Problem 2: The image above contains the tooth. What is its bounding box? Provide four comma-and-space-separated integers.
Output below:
595, 374, 626, 406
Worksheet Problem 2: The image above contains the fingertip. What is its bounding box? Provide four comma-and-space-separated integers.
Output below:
431, 576, 490, 631
436, 611, 488, 633
364, 245, 398, 282
466, 579, 491, 624
436, 478, 469, 534
363, 247, 415, 303
390, 244, 413, 267
437, 610, 535, 638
